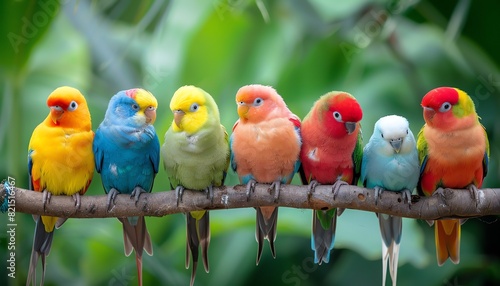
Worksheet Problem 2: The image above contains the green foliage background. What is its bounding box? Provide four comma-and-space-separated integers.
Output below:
1, 0, 500, 285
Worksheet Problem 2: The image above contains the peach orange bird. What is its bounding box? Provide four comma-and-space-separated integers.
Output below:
230, 84, 301, 265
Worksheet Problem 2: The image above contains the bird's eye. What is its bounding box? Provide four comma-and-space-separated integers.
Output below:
439, 102, 452, 112
67, 101, 78, 111
147, 106, 155, 111
253, 98, 263, 106
381, 133, 384, 138
132, 103, 140, 110
190, 103, 199, 112
333, 111, 342, 122
406, 129, 409, 134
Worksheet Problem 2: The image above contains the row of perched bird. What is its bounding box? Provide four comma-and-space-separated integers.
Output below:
25, 84, 489, 286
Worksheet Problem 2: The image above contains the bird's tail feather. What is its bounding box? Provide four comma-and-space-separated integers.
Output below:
311, 209, 337, 264
27, 216, 54, 286
135, 252, 143, 286
186, 211, 211, 286
435, 219, 460, 266
256, 206, 278, 265
118, 216, 152, 286
379, 214, 402, 286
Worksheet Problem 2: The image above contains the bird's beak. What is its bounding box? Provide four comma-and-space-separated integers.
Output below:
145, 106, 157, 124
174, 110, 185, 128
345, 122, 356, 134
237, 104, 249, 120
390, 138, 402, 153
423, 106, 435, 121
49, 106, 64, 124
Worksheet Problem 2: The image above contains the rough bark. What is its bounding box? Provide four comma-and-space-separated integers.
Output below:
2, 184, 499, 220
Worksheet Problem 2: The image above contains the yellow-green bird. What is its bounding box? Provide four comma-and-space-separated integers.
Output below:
161, 85, 230, 286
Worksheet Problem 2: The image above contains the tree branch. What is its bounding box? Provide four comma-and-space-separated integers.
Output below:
2, 184, 500, 220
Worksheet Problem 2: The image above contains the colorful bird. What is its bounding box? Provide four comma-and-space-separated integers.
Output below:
417, 87, 489, 266
162, 85, 230, 286
27, 86, 94, 285
361, 115, 419, 286
93, 88, 160, 286
230, 84, 301, 264
299, 91, 363, 265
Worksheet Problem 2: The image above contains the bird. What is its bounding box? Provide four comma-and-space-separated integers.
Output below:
299, 91, 363, 265
161, 85, 230, 286
361, 115, 419, 286
417, 86, 489, 265
93, 88, 160, 286
27, 86, 94, 285
230, 84, 301, 265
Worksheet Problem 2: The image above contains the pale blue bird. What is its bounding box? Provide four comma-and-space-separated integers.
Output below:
361, 115, 419, 286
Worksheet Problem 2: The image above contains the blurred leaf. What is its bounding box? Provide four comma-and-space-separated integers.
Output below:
308, 0, 374, 21
5, 0, 500, 285
21, 11, 92, 153
0, 0, 59, 74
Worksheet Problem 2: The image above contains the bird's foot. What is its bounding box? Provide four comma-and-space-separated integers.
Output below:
131, 186, 146, 206
175, 186, 185, 207
42, 189, 51, 211
332, 179, 347, 200
106, 188, 119, 212
401, 188, 412, 206
307, 180, 319, 200
205, 185, 214, 205
72, 193, 81, 210
270, 181, 281, 202
245, 179, 256, 202
467, 184, 482, 207
432, 187, 447, 198
332, 180, 347, 216
374, 186, 385, 205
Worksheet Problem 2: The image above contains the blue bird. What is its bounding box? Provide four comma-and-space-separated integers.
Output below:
361, 115, 419, 286
93, 88, 160, 286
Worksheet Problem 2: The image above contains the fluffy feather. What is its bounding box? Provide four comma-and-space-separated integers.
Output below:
417, 87, 489, 266
361, 115, 419, 286
27, 86, 94, 286
300, 91, 363, 264
162, 85, 229, 286
231, 84, 301, 264
93, 88, 159, 286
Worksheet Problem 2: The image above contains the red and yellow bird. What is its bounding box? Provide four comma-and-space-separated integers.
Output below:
417, 87, 489, 265
27, 86, 94, 285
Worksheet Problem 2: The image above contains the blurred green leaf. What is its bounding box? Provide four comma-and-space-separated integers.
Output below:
0, 0, 59, 74
4, 0, 500, 285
